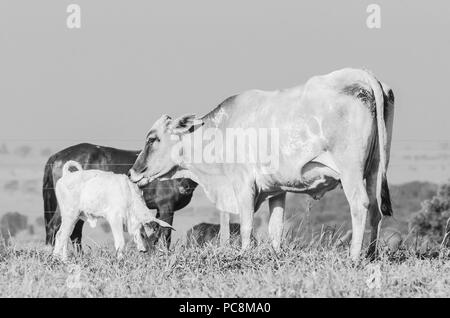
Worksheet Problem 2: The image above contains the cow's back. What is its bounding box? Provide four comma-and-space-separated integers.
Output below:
50, 143, 139, 184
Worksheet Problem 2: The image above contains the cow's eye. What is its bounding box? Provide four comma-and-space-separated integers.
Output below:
147, 136, 159, 144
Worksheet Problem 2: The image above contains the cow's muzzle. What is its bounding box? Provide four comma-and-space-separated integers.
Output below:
128, 168, 149, 186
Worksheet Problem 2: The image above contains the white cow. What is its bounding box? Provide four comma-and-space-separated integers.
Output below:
129, 68, 398, 260
53, 161, 173, 260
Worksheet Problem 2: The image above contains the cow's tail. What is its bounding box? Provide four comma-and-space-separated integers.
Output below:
43, 155, 58, 245
62, 160, 83, 177
364, 70, 392, 216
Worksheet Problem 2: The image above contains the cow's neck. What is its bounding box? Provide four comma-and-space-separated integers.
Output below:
176, 131, 214, 189
175, 127, 240, 212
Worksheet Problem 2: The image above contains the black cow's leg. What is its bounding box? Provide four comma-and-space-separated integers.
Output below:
158, 205, 175, 248
145, 205, 175, 249
70, 219, 84, 254
44, 213, 56, 245
45, 208, 61, 246
145, 210, 161, 249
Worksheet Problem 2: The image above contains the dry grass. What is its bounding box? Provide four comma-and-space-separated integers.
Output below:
1, 235, 449, 298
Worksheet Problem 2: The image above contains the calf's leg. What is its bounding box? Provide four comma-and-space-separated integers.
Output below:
109, 216, 125, 259
48, 206, 84, 253
53, 212, 78, 261
70, 219, 84, 254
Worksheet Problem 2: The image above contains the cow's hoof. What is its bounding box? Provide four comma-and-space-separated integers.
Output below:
52, 254, 68, 263
116, 250, 124, 260
271, 245, 281, 254
379, 217, 403, 252
43, 245, 54, 254
380, 229, 402, 253
365, 249, 378, 262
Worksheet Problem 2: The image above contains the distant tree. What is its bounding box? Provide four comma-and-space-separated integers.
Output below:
35, 216, 45, 228
0, 143, 8, 155
40, 147, 53, 157
28, 225, 35, 236
4, 180, 19, 192
0, 212, 28, 243
409, 182, 450, 247
253, 215, 262, 231
14, 145, 32, 157
21, 179, 40, 194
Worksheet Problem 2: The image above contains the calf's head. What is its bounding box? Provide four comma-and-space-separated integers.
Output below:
129, 114, 203, 186
131, 213, 175, 252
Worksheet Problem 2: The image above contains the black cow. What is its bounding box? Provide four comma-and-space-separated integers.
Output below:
43, 143, 197, 249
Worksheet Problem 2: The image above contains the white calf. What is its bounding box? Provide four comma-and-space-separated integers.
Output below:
53, 160, 173, 260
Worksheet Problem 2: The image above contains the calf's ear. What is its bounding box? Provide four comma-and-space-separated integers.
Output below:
154, 219, 175, 230
145, 218, 175, 231
169, 114, 203, 135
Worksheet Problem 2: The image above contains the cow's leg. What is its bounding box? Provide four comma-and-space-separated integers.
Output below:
378, 216, 402, 253
238, 190, 255, 250
45, 206, 61, 246
268, 193, 286, 252
367, 171, 402, 257
240, 210, 254, 250
143, 209, 160, 249
70, 219, 84, 254
44, 212, 57, 245
219, 211, 230, 246
53, 213, 78, 261
366, 171, 380, 259
155, 204, 175, 248
43, 173, 59, 245
340, 171, 369, 261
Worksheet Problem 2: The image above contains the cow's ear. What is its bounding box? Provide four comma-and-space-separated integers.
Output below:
169, 114, 203, 135
152, 114, 172, 130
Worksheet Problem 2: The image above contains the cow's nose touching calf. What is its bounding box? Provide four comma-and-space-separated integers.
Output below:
128, 168, 148, 186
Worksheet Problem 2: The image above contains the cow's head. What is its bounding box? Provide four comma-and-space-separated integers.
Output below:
129, 114, 203, 186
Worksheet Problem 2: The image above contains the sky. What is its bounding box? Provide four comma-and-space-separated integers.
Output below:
0, 0, 449, 151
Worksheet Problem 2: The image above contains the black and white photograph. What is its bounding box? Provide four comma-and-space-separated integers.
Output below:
0, 0, 449, 301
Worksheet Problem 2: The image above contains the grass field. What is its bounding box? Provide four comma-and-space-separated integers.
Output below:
1, 235, 449, 298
